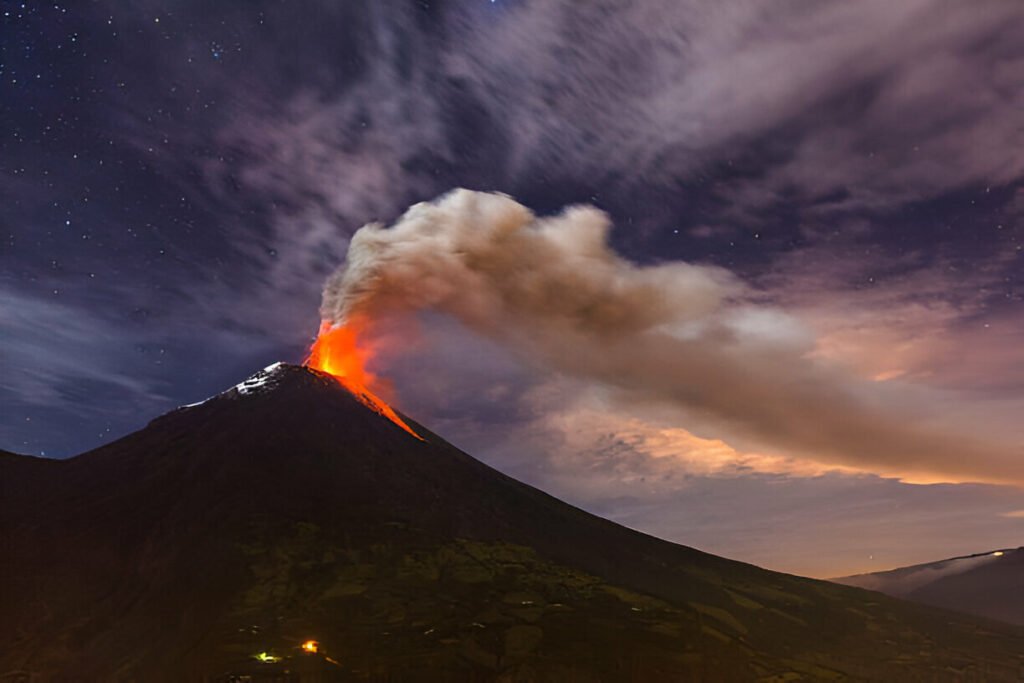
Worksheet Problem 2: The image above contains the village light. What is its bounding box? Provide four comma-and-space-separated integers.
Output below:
302, 640, 319, 654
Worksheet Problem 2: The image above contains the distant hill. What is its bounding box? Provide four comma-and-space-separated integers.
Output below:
3, 363, 1024, 681
833, 548, 1024, 626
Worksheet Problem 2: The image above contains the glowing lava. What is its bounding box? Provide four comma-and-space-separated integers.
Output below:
305, 320, 423, 440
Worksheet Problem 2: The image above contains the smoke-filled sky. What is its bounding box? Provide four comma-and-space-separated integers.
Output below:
3, 0, 1024, 577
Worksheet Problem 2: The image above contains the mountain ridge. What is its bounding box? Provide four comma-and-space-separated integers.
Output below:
833, 546, 1024, 626
3, 363, 1024, 681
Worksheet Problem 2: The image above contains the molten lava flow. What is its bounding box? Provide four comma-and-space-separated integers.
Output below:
305, 320, 423, 440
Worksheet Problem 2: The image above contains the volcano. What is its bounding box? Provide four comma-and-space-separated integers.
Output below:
3, 364, 1024, 681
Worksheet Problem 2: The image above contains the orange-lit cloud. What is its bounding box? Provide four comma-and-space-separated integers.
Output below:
319, 190, 1024, 486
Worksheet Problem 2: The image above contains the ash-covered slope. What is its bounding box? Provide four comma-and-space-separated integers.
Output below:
833, 548, 1024, 625
3, 363, 1024, 682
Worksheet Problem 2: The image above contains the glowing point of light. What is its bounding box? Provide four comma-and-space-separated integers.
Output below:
993, 551, 1004, 557
254, 652, 281, 663
302, 640, 319, 653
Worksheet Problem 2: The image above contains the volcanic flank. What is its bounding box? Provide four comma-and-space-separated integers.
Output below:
3, 364, 1024, 681
304, 319, 422, 440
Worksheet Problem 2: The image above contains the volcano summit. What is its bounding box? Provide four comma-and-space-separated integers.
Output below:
2, 364, 1024, 681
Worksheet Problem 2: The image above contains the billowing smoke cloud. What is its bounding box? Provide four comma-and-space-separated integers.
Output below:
322, 189, 1023, 485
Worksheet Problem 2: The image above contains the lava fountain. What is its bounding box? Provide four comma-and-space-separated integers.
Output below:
305, 320, 423, 440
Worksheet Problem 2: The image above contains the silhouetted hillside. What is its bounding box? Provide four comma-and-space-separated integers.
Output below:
834, 548, 1024, 626
3, 364, 1024, 681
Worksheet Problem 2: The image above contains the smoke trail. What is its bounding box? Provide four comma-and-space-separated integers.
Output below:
321, 189, 1022, 484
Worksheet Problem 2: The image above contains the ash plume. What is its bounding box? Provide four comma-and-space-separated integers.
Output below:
321, 189, 1022, 485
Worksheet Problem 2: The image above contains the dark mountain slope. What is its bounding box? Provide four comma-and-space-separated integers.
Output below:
834, 547, 1024, 626
2, 364, 1023, 682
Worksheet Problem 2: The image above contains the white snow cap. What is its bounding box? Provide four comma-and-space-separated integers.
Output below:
234, 362, 286, 396
178, 362, 287, 409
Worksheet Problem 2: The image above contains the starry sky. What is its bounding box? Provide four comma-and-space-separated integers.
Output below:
4, 0, 1024, 578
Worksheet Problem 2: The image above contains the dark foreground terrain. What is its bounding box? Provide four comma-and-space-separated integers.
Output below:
3, 364, 1024, 682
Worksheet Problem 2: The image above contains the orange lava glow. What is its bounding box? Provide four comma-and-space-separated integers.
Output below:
305, 320, 423, 440
306, 321, 376, 385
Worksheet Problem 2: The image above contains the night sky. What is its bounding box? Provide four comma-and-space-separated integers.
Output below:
4, 0, 1024, 577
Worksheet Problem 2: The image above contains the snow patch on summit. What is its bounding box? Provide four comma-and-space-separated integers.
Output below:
234, 362, 286, 395
177, 362, 287, 409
